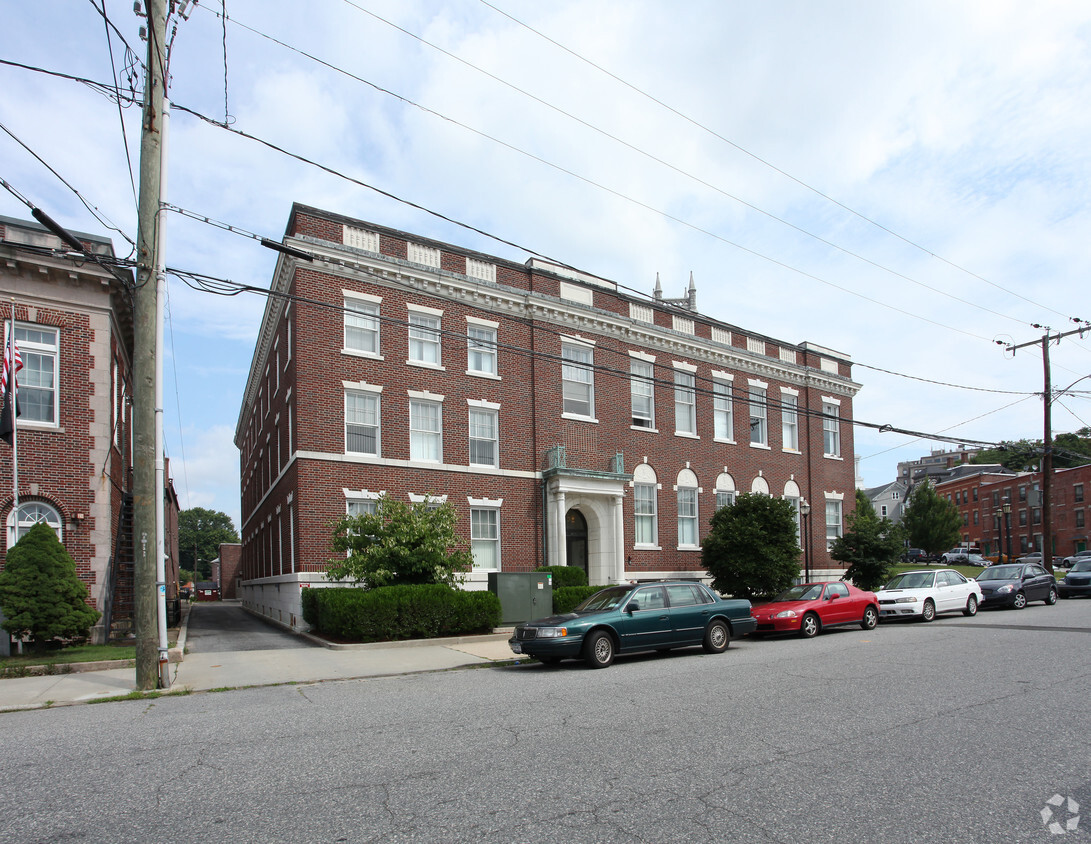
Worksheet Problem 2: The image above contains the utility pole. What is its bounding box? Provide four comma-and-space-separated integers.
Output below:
1005, 321, 1090, 573
133, 0, 168, 689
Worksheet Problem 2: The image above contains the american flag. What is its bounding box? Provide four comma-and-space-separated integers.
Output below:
0, 331, 22, 395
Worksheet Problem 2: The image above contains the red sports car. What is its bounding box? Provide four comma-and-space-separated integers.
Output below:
751, 581, 879, 638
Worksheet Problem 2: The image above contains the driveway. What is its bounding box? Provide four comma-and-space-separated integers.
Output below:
184, 601, 317, 653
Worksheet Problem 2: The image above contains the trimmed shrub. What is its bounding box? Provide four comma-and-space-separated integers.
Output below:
301, 587, 320, 626
535, 565, 587, 589
309, 584, 501, 642
553, 584, 606, 614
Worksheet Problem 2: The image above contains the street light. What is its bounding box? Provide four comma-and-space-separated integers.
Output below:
799, 499, 812, 583
1003, 501, 1012, 563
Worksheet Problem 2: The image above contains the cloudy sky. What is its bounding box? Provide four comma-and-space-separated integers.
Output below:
3, 0, 1091, 530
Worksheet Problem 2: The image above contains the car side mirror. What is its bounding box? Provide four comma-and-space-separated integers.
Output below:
828, 593, 840, 600
626, 601, 639, 613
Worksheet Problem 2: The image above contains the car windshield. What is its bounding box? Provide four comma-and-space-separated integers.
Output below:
885, 572, 935, 590
979, 565, 1021, 581
774, 584, 824, 602
1071, 561, 1091, 573
574, 586, 632, 612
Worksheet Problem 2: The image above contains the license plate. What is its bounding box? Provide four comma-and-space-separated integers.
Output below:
510, 642, 522, 654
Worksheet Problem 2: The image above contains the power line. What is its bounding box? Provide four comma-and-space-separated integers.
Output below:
475, 0, 1079, 325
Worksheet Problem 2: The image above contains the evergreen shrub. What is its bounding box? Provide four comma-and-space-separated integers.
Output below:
535, 565, 588, 589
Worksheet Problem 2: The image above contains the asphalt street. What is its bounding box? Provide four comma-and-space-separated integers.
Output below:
0, 599, 1089, 843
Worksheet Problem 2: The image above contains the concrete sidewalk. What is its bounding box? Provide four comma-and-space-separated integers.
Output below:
0, 607, 520, 711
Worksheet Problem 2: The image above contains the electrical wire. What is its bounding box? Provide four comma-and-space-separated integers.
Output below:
476, 0, 1079, 325
96, 0, 139, 211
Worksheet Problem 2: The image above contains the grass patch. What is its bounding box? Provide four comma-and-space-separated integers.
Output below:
0, 642, 137, 670
87, 688, 192, 705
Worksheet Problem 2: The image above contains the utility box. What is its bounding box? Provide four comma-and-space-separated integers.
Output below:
488, 572, 553, 624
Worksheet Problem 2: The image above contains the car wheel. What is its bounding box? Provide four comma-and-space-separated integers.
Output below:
583, 631, 615, 668
538, 656, 562, 666
1045, 588, 1058, 606
1013, 591, 1027, 610
861, 606, 878, 630
799, 612, 821, 638
921, 599, 936, 622
963, 595, 978, 617
703, 619, 730, 653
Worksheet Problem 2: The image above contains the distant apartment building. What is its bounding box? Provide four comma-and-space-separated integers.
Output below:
936, 464, 1089, 558
235, 205, 862, 630
898, 446, 982, 487
862, 480, 908, 523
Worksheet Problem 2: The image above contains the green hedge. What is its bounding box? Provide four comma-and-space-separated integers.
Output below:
553, 584, 606, 614
307, 584, 501, 642
535, 565, 588, 588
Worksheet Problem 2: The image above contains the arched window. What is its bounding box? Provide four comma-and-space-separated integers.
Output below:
676, 469, 699, 548
633, 463, 658, 547
7, 501, 63, 548
751, 476, 770, 495
714, 472, 736, 510
783, 480, 802, 541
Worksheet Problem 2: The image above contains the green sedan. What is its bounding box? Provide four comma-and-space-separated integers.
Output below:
509, 581, 757, 668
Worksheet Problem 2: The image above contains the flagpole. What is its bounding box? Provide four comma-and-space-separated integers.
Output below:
9, 299, 16, 525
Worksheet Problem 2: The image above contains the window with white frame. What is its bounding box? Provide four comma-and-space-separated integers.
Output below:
14, 324, 59, 425
749, 384, 767, 446
715, 472, 736, 510
713, 378, 733, 441
823, 400, 841, 457
7, 501, 62, 547
633, 463, 658, 547
346, 497, 378, 517
409, 399, 442, 461
408, 311, 441, 365
630, 360, 655, 429
784, 481, 801, 542
674, 370, 697, 435
826, 499, 843, 548
467, 323, 497, 376
781, 391, 799, 451
344, 298, 380, 355
468, 406, 498, 467
470, 507, 500, 569
677, 481, 699, 548
561, 341, 594, 417
345, 390, 380, 455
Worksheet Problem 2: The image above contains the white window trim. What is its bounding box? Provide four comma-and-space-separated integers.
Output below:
712, 374, 735, 444
561, 337, 596, 421
410, 493, 448, 505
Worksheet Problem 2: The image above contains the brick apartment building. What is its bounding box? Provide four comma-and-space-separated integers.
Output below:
937, 464, 1090, 559
0, 215, 179, 642
235, 204, 861, 630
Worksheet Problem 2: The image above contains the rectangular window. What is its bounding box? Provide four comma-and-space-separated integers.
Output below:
678, 488, 698, 547
782, 394, 798, 451
471, 509, 500, 569
409, 400, 442, 461
408, 313, 441, 365
716, 491, 735, 510
749, 386, 767, 446
345, 391, 379, 455
468, 408, 498, 467
346, 499, 377, 517
634, 483, 657, 545
344, 300, 379, 354
825, 500, 843, 549
1076, 510, 1085, 528
823, 402, 841, 457
880, 505, 888, 517
1076, 484, 1085, 503
630, 360, 655, 429
14, 325, 58, 425
467, 325, 497, 375
713, 380, 733, 441
561, 342, 594, 417
674, 371, 696, 435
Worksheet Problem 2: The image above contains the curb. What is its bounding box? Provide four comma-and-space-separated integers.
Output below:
301, 628, 515, 651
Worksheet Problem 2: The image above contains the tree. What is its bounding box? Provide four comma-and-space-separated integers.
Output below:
326, 495, 472, 589
830, 490, 904, 591
901, 481, 962, 558
971, 429, 1091, 471
179, 508, 239, 581
702, 493, 801, 600
0, 523, 101, 649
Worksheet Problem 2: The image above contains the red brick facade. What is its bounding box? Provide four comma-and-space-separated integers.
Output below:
0, 217, 137, 642
235, 205, 860, 630
938, 464, 1091, 559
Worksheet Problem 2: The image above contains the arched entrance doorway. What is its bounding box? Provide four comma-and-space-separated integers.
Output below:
565, 509, 589, 577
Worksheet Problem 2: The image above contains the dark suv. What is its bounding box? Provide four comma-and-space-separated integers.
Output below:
902, 548, 929, 564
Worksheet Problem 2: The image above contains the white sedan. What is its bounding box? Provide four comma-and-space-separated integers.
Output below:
876, 569, 983, 621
